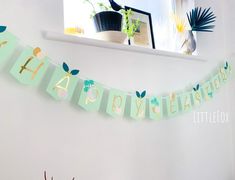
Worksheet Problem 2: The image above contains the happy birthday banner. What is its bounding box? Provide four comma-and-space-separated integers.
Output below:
0, 28, 233, 120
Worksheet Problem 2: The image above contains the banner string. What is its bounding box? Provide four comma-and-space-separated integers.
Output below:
47, 58, 216, 99
5, 31, 233, 100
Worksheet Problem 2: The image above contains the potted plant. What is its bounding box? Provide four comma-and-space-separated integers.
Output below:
84, 0, 123, 31
84, 0, 139, 44
122, 9, 140, 41
181, 7, 216, 54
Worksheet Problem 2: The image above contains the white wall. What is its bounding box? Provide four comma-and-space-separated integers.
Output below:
0, 0, 234, 180
226, 0, 235, 178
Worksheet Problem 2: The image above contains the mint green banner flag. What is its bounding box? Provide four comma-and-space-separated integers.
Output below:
191, 83, 204, 107
10, 47, 49, 86
130, 96, 146, 120
218, 66, 228, 84
202, 81, 213, 101
218, 62, 232, 82
192, 88, 203, 106
0, 31, 18, 65
180, 92, 192, 113
211, 74, 221, 92
47, 66, 78, 100
149, 96, 163, 120
106, 89, 127, 117
166, 93, 179, 117
78, 80, 104, 111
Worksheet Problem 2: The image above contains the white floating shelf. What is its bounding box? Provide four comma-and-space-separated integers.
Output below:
43, 31, 207, 62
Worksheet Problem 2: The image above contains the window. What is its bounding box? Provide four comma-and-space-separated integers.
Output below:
63, 0, 194, 52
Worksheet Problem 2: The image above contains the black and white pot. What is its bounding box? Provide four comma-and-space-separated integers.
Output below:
93, 11, 123, 32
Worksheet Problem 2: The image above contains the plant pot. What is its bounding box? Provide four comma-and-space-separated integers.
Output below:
94, 31, 127, 44
93, 11, 123, 32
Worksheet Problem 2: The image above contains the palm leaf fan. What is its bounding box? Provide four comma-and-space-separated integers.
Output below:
187, 7, 216, 32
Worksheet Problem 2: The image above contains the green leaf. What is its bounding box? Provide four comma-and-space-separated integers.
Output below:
62, 62, 69, 72
84, 87, 89, 92
84, 80, 94, 87
224, 61, 228, 69
84, 80, 90, 86
136, 91, 141, 98
89, 80, 94, 85
122, 9, 140, 38
141, 90, 146, 98
197, 84, 200, 90
71, 69, 79, 75
151, 98, 159, 105
0, 26, 7, 33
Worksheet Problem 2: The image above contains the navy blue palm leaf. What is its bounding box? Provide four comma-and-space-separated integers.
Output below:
187, 7, 216, 32
109, 0, 123, 11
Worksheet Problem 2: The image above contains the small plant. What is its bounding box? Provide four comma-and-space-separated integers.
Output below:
97, 2, 112, 11
187, 7, 216, 32
83, 0, 140, 38
84, 80, 94, 92
83, 0, 96, 17
62, 62, 80, 76
84, 0, 118, 17
122, 9, 140, 39
193, 84, 200, 91
151, 97, 159, 106
136, 90, 146, 99
151, 97, 160, 113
